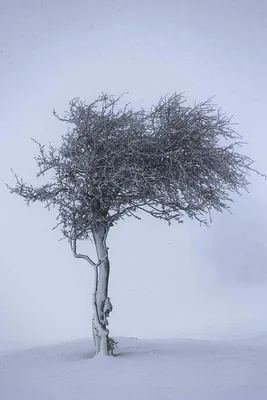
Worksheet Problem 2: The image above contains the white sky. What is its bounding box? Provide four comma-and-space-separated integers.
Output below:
1, 0, 267, 351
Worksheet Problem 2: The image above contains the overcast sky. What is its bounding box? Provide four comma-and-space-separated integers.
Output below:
1, 0, 267, 351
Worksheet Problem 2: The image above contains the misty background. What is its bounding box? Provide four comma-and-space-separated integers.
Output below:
1, 0, 267, 352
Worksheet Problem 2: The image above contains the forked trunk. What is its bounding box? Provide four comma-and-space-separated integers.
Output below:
91, 224, 114, 356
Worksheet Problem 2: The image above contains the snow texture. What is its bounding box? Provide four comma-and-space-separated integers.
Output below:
1, 336, 267, 399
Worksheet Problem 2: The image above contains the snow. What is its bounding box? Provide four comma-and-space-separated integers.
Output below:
1, 336, 267, 399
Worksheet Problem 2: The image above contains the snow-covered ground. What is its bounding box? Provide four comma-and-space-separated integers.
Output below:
1, 336, 267, 400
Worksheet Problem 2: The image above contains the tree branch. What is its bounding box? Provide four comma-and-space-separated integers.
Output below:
70, 235, 96, 267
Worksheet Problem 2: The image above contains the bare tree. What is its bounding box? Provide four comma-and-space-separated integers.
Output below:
7, 93, 261, 356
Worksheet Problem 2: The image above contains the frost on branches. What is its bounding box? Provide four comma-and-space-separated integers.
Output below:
7, 93, 261, 356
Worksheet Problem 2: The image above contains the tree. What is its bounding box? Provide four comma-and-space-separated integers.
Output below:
7, 93, 260, 356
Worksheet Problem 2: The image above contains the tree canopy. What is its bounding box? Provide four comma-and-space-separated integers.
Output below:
8, 93, 256, 241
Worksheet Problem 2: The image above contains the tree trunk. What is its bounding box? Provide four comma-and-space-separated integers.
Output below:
91, 224, 113, 356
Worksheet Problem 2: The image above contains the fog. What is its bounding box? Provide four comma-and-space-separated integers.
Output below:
1, 0, 267, 351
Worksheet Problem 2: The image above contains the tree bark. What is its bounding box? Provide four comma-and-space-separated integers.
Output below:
92, 224, 113, 356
